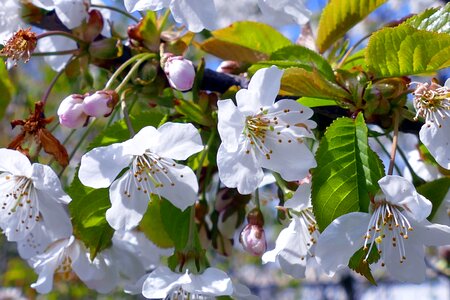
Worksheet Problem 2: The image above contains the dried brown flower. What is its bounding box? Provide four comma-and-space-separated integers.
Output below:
0, 28, 37, 65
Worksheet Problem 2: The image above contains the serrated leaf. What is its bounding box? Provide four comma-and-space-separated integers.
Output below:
417, 178, 450, 221
317, 0, 387, 53
139, 196, 175, 248
198, 21, 291, 63
280, 67, 350, 100
312, 114, 385, 231
249, 45, 335, 81
406, 3, 450, 34
348, 246, 380, 285
160, 199, 191, 250
366, 24, 450, 77
0, 60, 15, 119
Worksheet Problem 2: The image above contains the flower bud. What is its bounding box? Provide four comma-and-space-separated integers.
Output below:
57, 94, 89, 129
239, 208, 266, 256
216, 60, 241, 74
164, 56, 196, 92
82, 90, 119, 118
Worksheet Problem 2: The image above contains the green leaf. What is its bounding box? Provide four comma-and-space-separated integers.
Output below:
316, 0, 387, 53
280, 67, 349, 100
0, 60, 15, 119
311, 114, 385, 231
249, 45, 335, 81
417, 178, 450, 221
297, 97, 337, 108
348, 246, 380, 285
175, 99, 215, 127
406, 3, 450, 34
199, 21, 291, 63
139, 196, 175, 248
160, 199, 191, 250
366, 24, 450, 77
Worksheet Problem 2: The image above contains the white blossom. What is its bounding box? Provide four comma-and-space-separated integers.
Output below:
217, 66, 316, 194
79, 123, 203, 231
0, 149, 72, 242
315, 175, 450, 283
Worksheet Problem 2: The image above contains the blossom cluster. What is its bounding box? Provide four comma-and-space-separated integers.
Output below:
0, 0, 450, 299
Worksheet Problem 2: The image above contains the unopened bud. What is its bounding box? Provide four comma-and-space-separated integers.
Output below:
239, 223, 267, 256
82, 90, 119, 118
164, 56, 195, 92
216, 60, 241, 74
57, 94, 89, 128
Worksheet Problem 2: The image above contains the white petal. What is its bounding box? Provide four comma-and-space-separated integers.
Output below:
259, 131, 316, 181
419, 121, 450, 169
232, 282, 258, 300
30, 258, 59, 294
378, 175, 432, 221
237, 66, 283, 113
217, 143, 264, 195
31, 164, 71, 204
217, 99, 246, 152
284, 182, 312, 211
152, 122, 203, 160
315, 212, 370, 276
0, 149, 31, 176
17, 223, 53, 259
37, 36, 77, 71
54, 0, 88, 29
106, 172, 150, 231
185, 268, 233, 296
124, 0, 170, 12
262, 218, 297, 263
259, 0, 312, 25
79, 143, 132, 189
142, 266, 191, 299
413, 219, 450, 246
38, 192, 73, 239
152, 161, 199, 211
123, 126, 160, 156
170, 0, 217, 32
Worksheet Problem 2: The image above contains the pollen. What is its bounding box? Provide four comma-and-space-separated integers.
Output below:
0, 28, 37, 65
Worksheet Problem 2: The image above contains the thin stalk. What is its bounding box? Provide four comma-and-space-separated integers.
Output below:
373, 135, 402, 175
254, 188, 261, 209
114, 54, 156, 93
41, 56, 74, 104
104, 53, 151, 90
37, 31, 85, 44
388, 110, 400, 176
91, 4, 140, 23
195, 131, 216, 179
120, 90, 135, 137
32, 49, 79, 56
337, 32, 371, 69
185, 205, 197, 250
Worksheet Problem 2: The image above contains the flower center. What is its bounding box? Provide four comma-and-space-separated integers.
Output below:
123, 151, 177, 198
0, 28, 37, 65
167, 288, 213, 300
55, 255, 73, 280
363, 203, 413, 265
412, 82, 450, 127
296, 208, 319, 260
1, 174, 40, 233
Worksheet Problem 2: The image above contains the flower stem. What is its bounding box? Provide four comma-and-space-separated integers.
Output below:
120, 89, 135, 137
337, 32, 371, 69
195, 130, 216, 179
388, 110, 400, 176
32, 49, 80, 56
254, 188, 261, 209
91, 4, 140, 23
114, 54, 155, 93
37, 31, 85, 45
41, 56, 74, 104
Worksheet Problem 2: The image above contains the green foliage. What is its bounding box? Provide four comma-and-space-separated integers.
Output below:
316, 0, 387, 53
249, 45, 335, 81
0, 60, 15, 119
160, 199, 191, 250
297, 97, 337, 108
406, 3, 450, 34
348, 246, 380, 285
312, 114, 385, 231
417, 178, 450, 221
280, 67, 349, 100
366, 24, 450, 77
199, 21, 291, 63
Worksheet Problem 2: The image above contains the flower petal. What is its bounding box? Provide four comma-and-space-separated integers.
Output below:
315, 212, 370, 276
106, 172, 150, 231
284, 182, 312, 211
124, 0, 170, 12
123, 126, 159, 156
151, 122, 204, 160
169, 0, 217, 32
79, 143, 132, 189
217, 99, 246, 152
38, 191, 73, 239
54, 0, 88, 29
0, 149, 31, 176
419, 120, 450, 169
378, 175, 431, 221
31, 163, 71, 204
185, 268, 233, 296
237, 66, 283, 113
142, 266, 191, 299
413, 219, 450, 246
217, 144, 264, 195
37, 36, 77, 71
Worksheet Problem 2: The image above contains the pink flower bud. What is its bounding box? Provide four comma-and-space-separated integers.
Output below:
239, 223, 267, 256
57, 94, 89, 128
164, 56, 195, 91
82, 90, 119, 118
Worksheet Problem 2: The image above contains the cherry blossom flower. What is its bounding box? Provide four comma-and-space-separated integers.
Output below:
412, 79, 450, 169
141, 266, 233, 299
78, 123, 203, 231
0, 149, 72, 242
30, 236, 100, 294
315, 175, 450, 283
262, 180, 319, 278
164, 56, 196, 91
57, 94, 89, 128
217, 66, 316, 194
